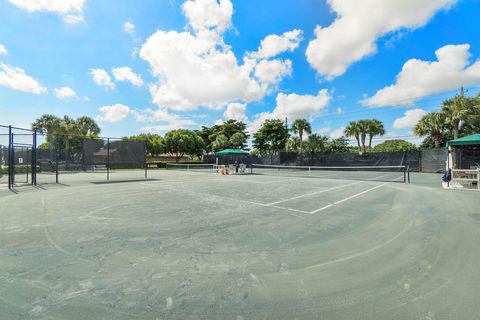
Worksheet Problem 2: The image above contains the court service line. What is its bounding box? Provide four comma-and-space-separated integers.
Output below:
266, 172, 396, 206
266, 180, 362, 206
153, 184, 311, 216
310, 175, 404, 214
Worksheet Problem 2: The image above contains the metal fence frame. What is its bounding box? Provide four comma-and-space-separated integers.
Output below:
0, 124, 148, 189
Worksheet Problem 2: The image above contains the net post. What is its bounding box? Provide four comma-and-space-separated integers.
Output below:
308, 166, 311, 177
407, 166, 410, 183
107, 138, 110, 181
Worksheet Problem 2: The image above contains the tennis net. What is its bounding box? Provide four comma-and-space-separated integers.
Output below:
166, 163, 219, 173
250, 164, 410, 183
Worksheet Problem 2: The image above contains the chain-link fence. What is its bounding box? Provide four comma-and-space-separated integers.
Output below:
0, 125, 148, 189
207, 150, 450, 173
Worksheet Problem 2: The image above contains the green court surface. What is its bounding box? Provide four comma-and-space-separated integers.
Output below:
1, 170, 479, 319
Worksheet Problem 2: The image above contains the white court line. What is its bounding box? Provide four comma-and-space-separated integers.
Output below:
310, 175, 404, 214
266, 172, 396, 206
266, 181, 362, 206
151, 184, 311, 216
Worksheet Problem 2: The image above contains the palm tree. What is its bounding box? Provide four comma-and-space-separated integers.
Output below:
357, 120, 370, 154
76, 116, 101, 137
441, 95, 471, 139
344, 121, 362, 153
291, 119, 312, 154
414, 112, 446, 149
306, 134, 328, 162
366, 119, 385, 151
31, 114, 61, 134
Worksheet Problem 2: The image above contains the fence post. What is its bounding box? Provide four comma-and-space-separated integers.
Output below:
107, 138, 110, 181
144, 140, 148, 179
32, 130, 37, 186
8, 125, 12, 189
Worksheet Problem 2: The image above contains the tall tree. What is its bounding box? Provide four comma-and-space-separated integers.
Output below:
76, 116, 101, 137
366, 119, 385, 150
123, 134, 164, 157
253, 119, 289, 157
414, 112, 447, 149
441, 94, 480, 139
344, 121, 362, 153
373, 140, 417, 152
291, 119, 312, 153
200, 120, 249, 152
164, 129, 204, 162
305, 134, 328, 162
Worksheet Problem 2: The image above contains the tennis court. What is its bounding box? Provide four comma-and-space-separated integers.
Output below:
1, 168, 479, 319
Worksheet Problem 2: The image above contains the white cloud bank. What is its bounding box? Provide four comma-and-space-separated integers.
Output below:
89, 68, 115, 90
0, 63, 47, 94
393, 109, 427, 129
249, 90, 331, 133
0, 45, 7, 56
363, 44, 480, 106
7, 0, 85, 24
306, 0, 456, 79
97, 104, 131, 123
112, 67, 144, 87
139, 0, 301, 112
54, 86, 76, 99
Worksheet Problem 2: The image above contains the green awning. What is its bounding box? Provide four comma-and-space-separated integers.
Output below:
214, 148, 249, 155
446, 134, 480, 147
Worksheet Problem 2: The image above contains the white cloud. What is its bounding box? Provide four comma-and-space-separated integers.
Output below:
393, 108, 427, 129
248, 29, 303, 59
330, 127, 345, 139
0, 63, 47, 94
363, 44, 480, 106
54, 86, 76, 99
254, 59, 292, 86
97, 104, 130, 123
249, 89, 331, 133
89, 68, 115, 90
224, 102, 248, 122
0, 44, 7, 56
182, 0, 233, 33
133, 108, 196, 134
123, 21, 135, 34
112, 67, 144, 87
140, 0, 298, 112
306, 0, 456, 79
8, 0, 85, 24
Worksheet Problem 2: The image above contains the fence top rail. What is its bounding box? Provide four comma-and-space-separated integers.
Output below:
0, 123, 146, 142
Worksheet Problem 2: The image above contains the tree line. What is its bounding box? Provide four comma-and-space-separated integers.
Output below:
29, 91, 480, 161
414, 93, 480, 148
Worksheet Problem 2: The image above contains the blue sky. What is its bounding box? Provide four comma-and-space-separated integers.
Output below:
1, 0, 480, 144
